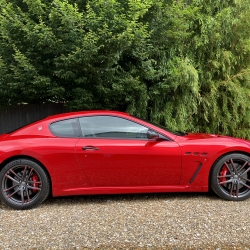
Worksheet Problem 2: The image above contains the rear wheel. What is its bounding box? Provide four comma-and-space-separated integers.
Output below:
211, 153, 250, 201
0, 159, 50, 209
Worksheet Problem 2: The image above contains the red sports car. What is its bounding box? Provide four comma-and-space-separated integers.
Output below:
0, 110, 250, 209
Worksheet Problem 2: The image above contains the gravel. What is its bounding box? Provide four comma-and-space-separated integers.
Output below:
0, 192, 250, 249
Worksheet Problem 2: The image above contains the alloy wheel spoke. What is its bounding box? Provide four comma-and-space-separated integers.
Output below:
219, 179, 233, 185
240, 181, 250, 189
7, 188, 20, 198
9, 169, 22, 181
27, 181, 42, 184
241, 167, 250, 176
241, 176, 250, 182
5, 174, 19, 184
224, 162, 233, 175
230, 159, 238, 174
25, 187, 30, 203
27, 185, 41, 191
21, 166, 27, 181
20, 189, 25, 205
230, 183, 234, 197
27, 168, 34, 179
238, 161, 249, 173
3, 184, 19, 192
236, 181, 240, 197
217, 175, 232, 178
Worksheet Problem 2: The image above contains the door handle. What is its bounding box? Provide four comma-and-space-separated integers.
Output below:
82, 146, 99, 151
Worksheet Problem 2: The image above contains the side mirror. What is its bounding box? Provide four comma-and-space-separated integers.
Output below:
147, 129, 159, 139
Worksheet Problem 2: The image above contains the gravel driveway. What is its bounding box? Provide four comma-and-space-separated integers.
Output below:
0, 192, 250, 249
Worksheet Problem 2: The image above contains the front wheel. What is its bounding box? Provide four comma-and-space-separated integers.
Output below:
211, 153, 250, 201
0, 159, 50, 209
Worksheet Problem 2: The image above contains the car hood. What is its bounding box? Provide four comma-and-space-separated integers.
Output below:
182, 133, 221, 139
181, 133, 250, 146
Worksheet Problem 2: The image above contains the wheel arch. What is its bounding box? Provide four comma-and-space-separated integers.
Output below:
0, 155, 52, 195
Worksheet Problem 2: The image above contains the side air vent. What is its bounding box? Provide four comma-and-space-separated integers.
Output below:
184, 152, 208, 156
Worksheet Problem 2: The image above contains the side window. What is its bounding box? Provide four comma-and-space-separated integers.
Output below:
79, 116, 148, 139
50, 118, 80, 137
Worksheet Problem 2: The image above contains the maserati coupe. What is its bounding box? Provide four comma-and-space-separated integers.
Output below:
0, 110, 250, 209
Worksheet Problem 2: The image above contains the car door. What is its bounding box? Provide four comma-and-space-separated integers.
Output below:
48, 118, 91, 191
75, 115, 181, 187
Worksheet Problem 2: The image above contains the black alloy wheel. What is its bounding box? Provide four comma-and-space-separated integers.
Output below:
211, 153, 250, 201
0, 159, 50, 209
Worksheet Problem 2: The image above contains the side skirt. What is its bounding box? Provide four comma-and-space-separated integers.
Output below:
54, 185, 209, 196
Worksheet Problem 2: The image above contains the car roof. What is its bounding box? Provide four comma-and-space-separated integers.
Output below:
5, 110, 131, 135
45, 110, 131, 122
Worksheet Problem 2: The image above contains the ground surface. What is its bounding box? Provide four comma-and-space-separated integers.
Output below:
0, 193, 250, 249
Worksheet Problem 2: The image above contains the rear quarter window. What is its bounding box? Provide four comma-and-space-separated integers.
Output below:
50, 118, 80, 137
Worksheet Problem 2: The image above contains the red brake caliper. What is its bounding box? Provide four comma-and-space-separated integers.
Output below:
32, 173, 39, 193
220, 165, 228, 185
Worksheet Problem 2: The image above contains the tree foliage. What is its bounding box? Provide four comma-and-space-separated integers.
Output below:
0, 0, 250, 137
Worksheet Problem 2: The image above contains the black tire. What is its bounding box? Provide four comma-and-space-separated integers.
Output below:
211, 153, 250, 201
0, 159, 50, 209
